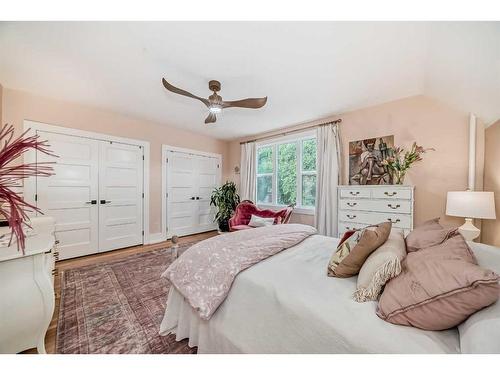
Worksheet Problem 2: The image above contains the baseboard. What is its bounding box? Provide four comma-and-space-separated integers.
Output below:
148, 233, 166, 244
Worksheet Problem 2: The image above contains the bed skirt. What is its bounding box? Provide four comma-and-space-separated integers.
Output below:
159, 287, 243, 354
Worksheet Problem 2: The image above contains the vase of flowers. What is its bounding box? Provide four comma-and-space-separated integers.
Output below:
382, 142, 434, 185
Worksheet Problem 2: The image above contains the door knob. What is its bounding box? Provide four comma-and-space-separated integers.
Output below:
85, 200, 97, 204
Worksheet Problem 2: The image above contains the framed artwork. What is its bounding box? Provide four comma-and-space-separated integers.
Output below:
349, 135, 394, 185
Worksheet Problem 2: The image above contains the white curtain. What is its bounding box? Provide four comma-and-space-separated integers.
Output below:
240, 142, 256, 201
315, 123, 341, 236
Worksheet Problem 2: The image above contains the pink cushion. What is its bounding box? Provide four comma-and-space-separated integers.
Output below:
230, 225, 253, 231
405, 217, 456, 253
377, 234, 500, 330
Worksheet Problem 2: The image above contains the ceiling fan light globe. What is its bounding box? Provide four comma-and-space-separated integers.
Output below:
209, 106, 222, 114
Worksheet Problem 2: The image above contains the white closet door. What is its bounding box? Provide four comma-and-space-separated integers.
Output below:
36, 131, 99, 260
166, 151, 219, 237
195, 156, 219, 232
166, 151, 198, 237
98, 141, 144, 252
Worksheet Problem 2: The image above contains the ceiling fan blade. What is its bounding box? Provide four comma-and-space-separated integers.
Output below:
205, 112, 217, 124
162, 78, 210, 107
221, 97, 267, 109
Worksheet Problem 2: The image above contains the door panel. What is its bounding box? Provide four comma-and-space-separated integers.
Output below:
98, 142, 144, 252
166, 151, 197, 236
36, 131, 99, 260
195, 156, 218, 232
166, 151, 219, 237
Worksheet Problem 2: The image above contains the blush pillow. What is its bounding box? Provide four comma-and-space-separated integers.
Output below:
377, 234, 500, 330
354, 228, 407, 302
405, 217, 456, 253
328, 222, 392, 278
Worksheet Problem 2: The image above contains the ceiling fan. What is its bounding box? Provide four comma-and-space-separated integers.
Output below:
162, 78, 267, 124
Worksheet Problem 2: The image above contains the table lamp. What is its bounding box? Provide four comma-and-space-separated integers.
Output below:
446, 191, 496, 241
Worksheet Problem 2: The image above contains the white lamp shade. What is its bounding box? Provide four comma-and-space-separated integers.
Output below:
446, 191, 496, 219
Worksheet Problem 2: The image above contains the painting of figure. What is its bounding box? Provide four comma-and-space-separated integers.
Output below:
349, 136, 394, 185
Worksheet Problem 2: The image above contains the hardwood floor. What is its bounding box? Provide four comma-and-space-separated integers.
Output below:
23, 230, 217, 354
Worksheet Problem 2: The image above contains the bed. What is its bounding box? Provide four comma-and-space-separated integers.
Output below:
159, 233, 500, 354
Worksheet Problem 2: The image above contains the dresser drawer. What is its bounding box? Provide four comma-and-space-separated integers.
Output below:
371, 188, 412, 200
339, 199, 412, 214
338, 222, 368, 235
339, 188, 371, 199
339, 210, 412, 229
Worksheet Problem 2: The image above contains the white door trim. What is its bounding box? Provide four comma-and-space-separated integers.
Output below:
161, 144, 222, 241
23, 120, 151, 245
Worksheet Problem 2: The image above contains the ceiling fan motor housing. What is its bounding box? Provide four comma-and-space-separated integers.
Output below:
209, 80, 221, 92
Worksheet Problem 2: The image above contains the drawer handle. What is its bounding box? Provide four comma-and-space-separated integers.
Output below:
52, 269, 58, 276
384, 191, 398, 197
347, 214, 357, 219
349, 191, 360, 196
347, 202, 357, 207
387, 218, 401, 223
388, 204, 401, 209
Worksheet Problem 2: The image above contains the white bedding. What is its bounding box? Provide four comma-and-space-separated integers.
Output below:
160, 234, 461, 353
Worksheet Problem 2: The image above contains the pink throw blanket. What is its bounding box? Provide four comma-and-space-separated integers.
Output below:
162, 224, 316, 320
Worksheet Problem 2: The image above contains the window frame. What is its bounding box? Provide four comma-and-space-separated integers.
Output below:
255, 131, 317, 215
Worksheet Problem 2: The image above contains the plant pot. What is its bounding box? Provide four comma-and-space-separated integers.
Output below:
218, 220, 230, 232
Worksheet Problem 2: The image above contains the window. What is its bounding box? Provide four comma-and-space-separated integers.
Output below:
256, 133, 317, 211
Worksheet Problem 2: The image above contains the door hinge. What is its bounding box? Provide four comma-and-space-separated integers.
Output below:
142, 155, 144, 160
217, 164, 220, 168
142, 230, 144, 236
35, 194, 38, 201
166, 157, 168, 163
142, 193, 144, 198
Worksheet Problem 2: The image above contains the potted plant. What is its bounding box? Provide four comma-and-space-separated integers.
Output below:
210, 181, 240, 232
382, 142, 434, 184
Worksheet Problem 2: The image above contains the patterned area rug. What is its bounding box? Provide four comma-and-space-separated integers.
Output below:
56, 243, 198, 354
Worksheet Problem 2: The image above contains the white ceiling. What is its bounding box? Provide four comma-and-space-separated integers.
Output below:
0, 22, 498, 140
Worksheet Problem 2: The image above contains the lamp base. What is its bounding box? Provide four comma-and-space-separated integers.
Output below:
458, 218, 480, 241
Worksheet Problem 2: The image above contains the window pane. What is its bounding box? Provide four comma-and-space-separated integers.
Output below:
257, 146, 273, 174
302, 174, 316, 207
277, 142, 297, 205
302, 138, 316, 171
257, 175, 273, 203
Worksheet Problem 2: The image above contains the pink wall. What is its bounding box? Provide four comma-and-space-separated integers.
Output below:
2, 88, 231, 235
0, 84, 3, 125
229, 95, 480, 228
483, 120, 500, 246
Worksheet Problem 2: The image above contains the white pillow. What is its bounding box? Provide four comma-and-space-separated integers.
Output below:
354, 228, 406, 302
248, 214, 275, 228
458, 242, 500, 353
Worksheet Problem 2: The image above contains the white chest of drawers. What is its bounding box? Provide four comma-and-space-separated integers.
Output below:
337, 185, 414, 237
0, 217, 57, 354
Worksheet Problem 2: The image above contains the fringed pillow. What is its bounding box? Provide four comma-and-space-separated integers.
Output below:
354, 228, 406, 302
328, 222, 392, 278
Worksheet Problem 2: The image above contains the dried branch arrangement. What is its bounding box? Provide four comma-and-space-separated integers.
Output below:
0, 124, 56, 252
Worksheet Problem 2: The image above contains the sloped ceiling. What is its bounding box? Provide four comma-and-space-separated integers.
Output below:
0, 21, 498, 139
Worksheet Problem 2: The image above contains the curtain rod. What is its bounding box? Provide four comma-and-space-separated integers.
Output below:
239, 118, 342, 145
